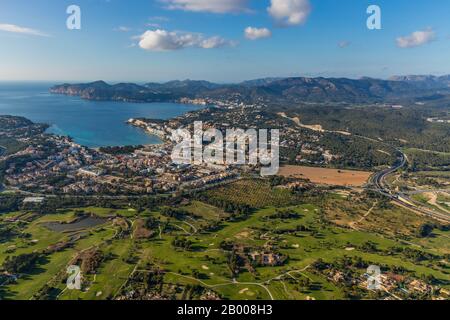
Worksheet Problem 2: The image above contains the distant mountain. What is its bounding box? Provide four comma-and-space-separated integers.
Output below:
50, 81, 175, 102
239, 77, 285, 87
389, 75, 450, 89
144, 80, 222, 94
51, 75, 450, 104
51, 79, 226, 102
198, 77, 429, 103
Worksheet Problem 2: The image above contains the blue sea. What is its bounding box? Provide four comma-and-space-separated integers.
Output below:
0, 82, 203, 147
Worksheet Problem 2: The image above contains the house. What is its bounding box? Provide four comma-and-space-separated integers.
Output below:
249, 251, 284, 266
78, 166, 104, 177
440, 288, 450, 296
23, 197, 45, 204
409, 279, 431, 294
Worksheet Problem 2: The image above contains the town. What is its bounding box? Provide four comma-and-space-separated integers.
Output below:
0, 100, 355, 198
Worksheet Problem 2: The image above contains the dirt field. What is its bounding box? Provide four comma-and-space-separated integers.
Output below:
278, 165, 372, 187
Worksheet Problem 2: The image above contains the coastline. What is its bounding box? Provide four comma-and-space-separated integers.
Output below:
126, 118, 172, 145
0, 83, 205, 148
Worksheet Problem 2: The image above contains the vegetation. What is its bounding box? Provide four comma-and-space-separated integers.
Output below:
288, 105, 450, 153
99, 145, 143, 155
3, 253, 42, 274
0, 138, 27, 156
202, 179, 297, 209
0, 184, 447, 301
406, 148, 450, 170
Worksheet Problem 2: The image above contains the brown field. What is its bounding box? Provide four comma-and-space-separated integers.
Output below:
278, 165, 372, 187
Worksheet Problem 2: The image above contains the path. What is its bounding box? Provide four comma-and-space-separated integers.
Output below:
425, 192, 450, 214
349, 201, 378, 230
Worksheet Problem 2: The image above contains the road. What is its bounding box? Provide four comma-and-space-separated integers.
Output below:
275, 116, 450, 222
369, 150, 407, 191
369, 151, 450, 223
0, 146, 6, 193
4, 175, 242, 200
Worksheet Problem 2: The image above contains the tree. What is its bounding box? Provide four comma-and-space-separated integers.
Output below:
417, 223, 434, 238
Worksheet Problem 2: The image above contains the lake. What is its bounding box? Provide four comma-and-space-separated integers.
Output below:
42, 216, 108, 232
0, 82, 203, 147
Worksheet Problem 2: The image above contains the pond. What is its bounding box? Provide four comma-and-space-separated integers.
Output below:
42, 216, 107, 232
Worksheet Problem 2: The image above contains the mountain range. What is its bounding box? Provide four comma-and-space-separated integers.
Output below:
389, 75, 450, 89
50, 75, 450, 105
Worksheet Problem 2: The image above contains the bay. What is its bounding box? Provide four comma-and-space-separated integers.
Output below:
0, 82, 203, 147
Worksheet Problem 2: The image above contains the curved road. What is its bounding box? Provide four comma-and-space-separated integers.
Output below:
369, 151, 450, 223
370, 151, 407, 192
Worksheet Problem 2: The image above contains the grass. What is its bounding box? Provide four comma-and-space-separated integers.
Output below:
411, 194, 430, 205
0, 138, 27, 156
1, 196, 449, 300
3, 227, 115, 300
137, 201, 450, 298
416, 171, 450, 178
60, 239, 135, 300
0, 209, 117, 299
183, 201, 226, 221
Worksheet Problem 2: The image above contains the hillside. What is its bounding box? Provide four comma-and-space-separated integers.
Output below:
389, 74, 450, 89
50, 76, 450, 104
50, 81, 175, 102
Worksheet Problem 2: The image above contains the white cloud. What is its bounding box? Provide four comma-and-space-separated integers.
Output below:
149, 16, 170, 22
137, 29, 234, 51
161, 0, 249, 13
244, 27, 272, 40
200, 36, 231, 48
396, 28, 435, 48
146, 23, 162, 28
338, 41, 351, 48
268, 0, 311, 26
114, 26, 132, 32
0, 23, 49, 37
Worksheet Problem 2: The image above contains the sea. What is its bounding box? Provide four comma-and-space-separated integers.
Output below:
0, 82, 203, 147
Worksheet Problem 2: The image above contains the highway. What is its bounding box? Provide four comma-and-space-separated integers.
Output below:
370, 151, 407, 191
369, 151, 450, 223
2, 131, 449, 223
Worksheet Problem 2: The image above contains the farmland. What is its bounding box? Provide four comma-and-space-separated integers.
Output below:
278, 166, 372, 187
203, 179, 298, 208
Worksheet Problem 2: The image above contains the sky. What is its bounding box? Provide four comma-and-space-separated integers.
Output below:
0, 0, 449, 83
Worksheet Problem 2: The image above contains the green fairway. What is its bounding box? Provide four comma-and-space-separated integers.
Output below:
1, 198, 449, 300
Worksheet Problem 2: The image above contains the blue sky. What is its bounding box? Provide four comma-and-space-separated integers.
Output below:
0, 0, 449, 83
